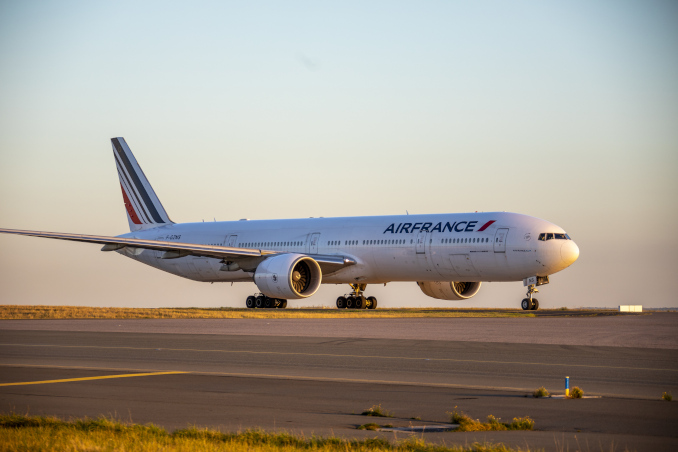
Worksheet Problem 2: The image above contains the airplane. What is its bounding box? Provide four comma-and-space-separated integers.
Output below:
0, 138, 579, 310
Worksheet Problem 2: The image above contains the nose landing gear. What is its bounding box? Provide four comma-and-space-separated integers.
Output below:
521, 284, 539, 311
336, 284, 378, 310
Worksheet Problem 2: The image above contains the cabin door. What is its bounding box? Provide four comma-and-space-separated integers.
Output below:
494, 228, 508, 253
308, 233, 321, 254
415, 230, 428, 254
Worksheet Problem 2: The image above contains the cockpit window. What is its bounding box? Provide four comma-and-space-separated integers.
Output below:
538, 232, 571, 241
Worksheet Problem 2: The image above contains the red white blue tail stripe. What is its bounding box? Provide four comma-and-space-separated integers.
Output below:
111, 137, 172, 231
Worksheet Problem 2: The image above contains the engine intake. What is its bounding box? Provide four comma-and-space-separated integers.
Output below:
254, 254, 322, 299
417, 281, 482, 300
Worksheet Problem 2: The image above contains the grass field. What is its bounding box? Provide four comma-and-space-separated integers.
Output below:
0, 414, 533, 452
0, 305, 538, 320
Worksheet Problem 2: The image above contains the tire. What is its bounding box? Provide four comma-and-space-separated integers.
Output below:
264, 297, 273, 309
245, 296, 256, 309
336, 297, 346, 309
346, 296, 355, 309
521, 298, 531, 310
255, 295, 265, 308
355, 296, 366, 309
531, 299, 539, 310
367, 296, 378, 309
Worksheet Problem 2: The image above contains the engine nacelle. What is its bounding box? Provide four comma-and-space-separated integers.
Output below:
417, 281, 482, 300
254, 254, 322, 299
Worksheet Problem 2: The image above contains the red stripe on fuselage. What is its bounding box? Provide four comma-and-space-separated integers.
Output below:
478, 220, 495, 232
120, 183, 142, 224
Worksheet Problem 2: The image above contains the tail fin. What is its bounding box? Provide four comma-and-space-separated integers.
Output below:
111, 137, 173, 232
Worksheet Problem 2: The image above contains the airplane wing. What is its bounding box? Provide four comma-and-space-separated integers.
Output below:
0, 228, 355, 271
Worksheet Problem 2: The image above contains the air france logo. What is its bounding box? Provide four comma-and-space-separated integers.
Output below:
383, 220, 495, 234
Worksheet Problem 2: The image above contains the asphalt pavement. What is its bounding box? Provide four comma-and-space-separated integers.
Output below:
1, 314, 677, 451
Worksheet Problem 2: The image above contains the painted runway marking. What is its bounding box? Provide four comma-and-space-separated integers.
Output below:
0, 371, 187, 387
0, 343, 675, 372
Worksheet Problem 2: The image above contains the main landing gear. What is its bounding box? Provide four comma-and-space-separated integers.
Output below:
245, 294, 288, 309
521, 284, 539, 311
336, 284, 378, 310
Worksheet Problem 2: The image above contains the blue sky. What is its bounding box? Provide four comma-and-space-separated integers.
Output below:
1, 0, 676, 308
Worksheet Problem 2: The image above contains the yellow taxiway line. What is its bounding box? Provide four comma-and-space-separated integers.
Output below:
0, 371, 187, 387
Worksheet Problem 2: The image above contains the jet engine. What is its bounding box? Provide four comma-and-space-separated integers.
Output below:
254, 254, 322, 299
417, 281, 482, 300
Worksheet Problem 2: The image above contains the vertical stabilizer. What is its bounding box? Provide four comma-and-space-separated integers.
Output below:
111, 137, 173, 232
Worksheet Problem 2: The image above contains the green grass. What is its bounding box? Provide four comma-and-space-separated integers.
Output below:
532, 387, 550, 398
662, 392, 672, 401
448, 411, 534, 432
0, 414, 533, 452
361, 404, 394, 418
568, 387, 584, 399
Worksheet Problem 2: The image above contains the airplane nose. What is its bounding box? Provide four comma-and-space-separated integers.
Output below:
560, 240, 580, 267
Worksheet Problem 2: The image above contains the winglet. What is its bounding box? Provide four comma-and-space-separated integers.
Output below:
111, 137, 173, 231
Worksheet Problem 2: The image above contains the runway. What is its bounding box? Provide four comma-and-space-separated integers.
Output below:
1, 314, 677, 451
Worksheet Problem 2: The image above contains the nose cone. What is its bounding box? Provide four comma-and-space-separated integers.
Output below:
560, 240, 580, 267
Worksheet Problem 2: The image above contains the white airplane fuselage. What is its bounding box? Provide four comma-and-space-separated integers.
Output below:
120, 211, 578, 285
1, 138, 579, 309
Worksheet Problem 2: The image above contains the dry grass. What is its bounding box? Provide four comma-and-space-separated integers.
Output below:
357, 423, 381, 430
361, 404, 394, 418
662, 392, 672, 401
0, 414, 532, 452
0, 305, 536, 320
448, 411, 534, 432
532, 387, 550, 398
568, 387, 584, 399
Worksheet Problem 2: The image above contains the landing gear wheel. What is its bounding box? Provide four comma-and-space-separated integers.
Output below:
521, 298, 531, 311
255, 295, 265, 309
531, 299, 539, 311
245, 296, 256, 309
337, 283, 379, 310
264, 297, 273, 309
